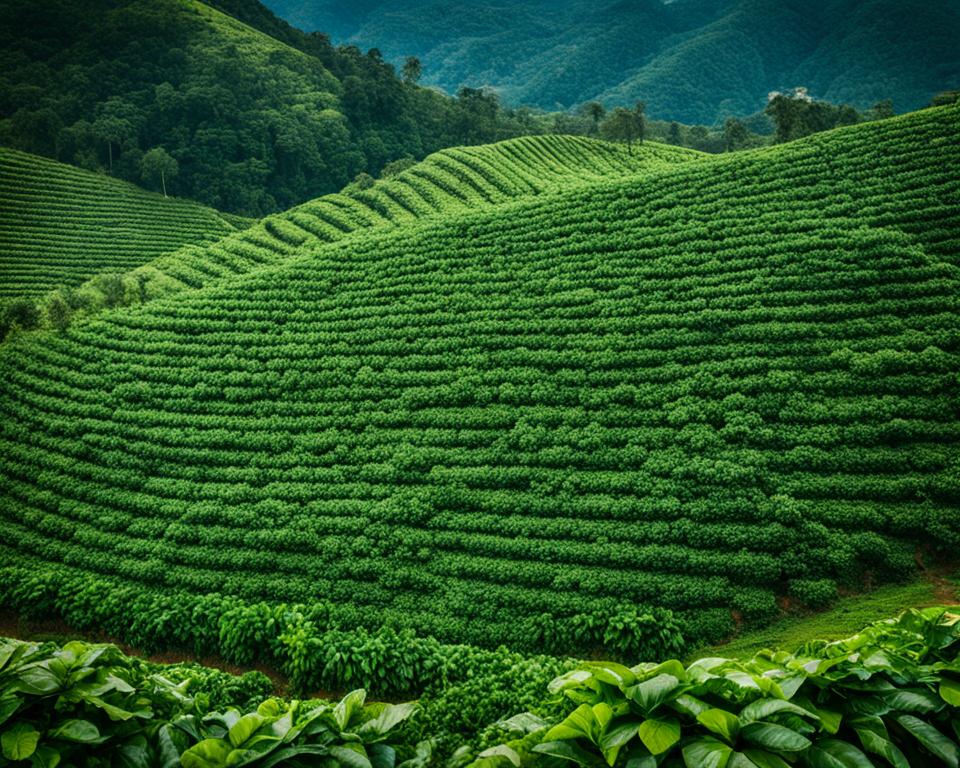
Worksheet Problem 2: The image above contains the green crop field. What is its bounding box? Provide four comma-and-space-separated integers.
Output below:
1, 105, 958, 671
112, 134, 698, 306
0, 148, 246, 298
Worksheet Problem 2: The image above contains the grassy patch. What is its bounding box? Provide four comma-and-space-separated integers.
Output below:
689, 575, 958, 661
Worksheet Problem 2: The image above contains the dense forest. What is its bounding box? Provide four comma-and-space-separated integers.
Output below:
266, 0, 960, 123
0, 0, 536, 215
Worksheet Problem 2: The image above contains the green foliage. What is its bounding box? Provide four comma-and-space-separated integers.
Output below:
599, 103, 645, 153
0, 637, 197, 765
789, 580, 839, 611
471, 608, 960, 768
380, 156, 417, 179
930, 91, 960, 108
2, 135, 692, 339
0, 147, 242, 301
266, 0, 960, 123
0, 106, 958, 664
155, 663, 273, 713
140, 147, 180, 197
765, 89, 863, 144
0, 297, 40, 337
0, 0, 552, 217
0, 637, 415, 767
171, 694, 416, 768
0, 568, 673, 700
403, 57, 423, 86
42, 291, 72, 333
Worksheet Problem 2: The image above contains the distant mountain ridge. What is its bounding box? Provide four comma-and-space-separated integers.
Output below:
264, 0, 960, 123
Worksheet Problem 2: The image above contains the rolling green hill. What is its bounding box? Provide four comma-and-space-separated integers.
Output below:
0, 105, 957, 666
0, 148, 244, 298
265, 0, 960, 122
70, 134, 699, 310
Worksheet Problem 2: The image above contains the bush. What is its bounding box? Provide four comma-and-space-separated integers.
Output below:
0, 637, 417, 767
470, 608, 960, 768
1, 296, 40, 338
789, 578, 838, 609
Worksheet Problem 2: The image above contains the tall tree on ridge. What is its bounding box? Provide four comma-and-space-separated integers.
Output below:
582, 102, 606, 134
723, 117, 748, 152
141, 147, 179, 197
633, 101, 646, 145
402, 56, 423, 85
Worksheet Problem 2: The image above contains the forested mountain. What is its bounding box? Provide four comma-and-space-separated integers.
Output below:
265, 0, 960, 123
0, 0, 531, 216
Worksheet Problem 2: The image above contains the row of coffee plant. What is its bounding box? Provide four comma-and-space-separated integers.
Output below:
0, 148, 242, 299
2, 136, 692, 339
0, 107, 957, 655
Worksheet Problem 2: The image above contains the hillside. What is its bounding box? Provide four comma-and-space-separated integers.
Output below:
265, 0, 960, 122
0, 105, 957, 662
0, 0, 530, 216
0, 148, 244, 298
85, 135, 699, 309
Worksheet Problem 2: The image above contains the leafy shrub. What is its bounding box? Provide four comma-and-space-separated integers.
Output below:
467, 607, 960, 768
602, 610, 685, 660
0, 637, 416, 767
789, 579, 838, 609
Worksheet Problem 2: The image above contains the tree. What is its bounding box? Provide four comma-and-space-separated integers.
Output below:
765, 94, 798, 143
600, 105, 644, 154
668, 121, 681, 145
92, 116, 130, 172
837, 105, 859, 126
1, 298, 41, 339
455, 87, 501, 144
581, 102, 606, 134
723, 117, 748, 152
45, 291, 73, 332
380, 156, 416, 178
871, 99, 895, 120
930, 90, 960, 107
92, 98, 141, 173
633, 101, 646, 146
767, 89, 867, 143
93, 274, 126, 309
402, 56, 422, 86
351, 172, 376, 191
140, 147, 179, 197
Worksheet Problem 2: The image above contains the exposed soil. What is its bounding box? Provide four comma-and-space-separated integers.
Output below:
914, 546, 960, 605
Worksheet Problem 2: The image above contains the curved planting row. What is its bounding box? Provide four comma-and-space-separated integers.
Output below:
0, 148, 244, 297
0, 106, 958, 660
89, 135, 701, 306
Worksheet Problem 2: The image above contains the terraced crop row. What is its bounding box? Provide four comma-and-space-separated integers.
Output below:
0, 106, 957, 656
0, 148, 245, 297
114, 135, 700, 302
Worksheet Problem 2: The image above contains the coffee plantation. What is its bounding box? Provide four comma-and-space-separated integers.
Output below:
0, 148, 245, 299
0, 106, 957, 673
